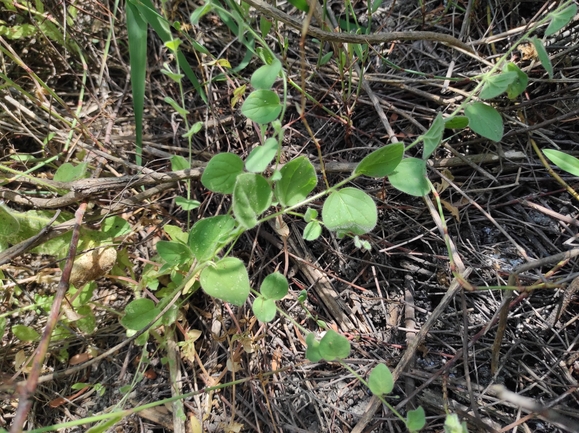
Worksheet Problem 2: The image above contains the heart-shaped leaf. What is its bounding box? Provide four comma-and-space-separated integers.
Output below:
241, 89, 282, 124
233, 173, 273, 229
54, 162, 88, 182
504, 63, 528, 99
156, 240, 193, 266
275, 156, 317, 207
464, 102, 503, 142
318, 330, 351, 360
322, 188, 377, 236
245, 137, 279, 173
188, 215, 236, 261
250, 58, 282, 90
121, 298, 159, 331
252, 297, 277, 322
354, 142, 404, 177
406, 407, 426, 433
368, 363, 394, 395
303, 221, 322, 241
545, 4, 577, 36
388, 158, 430, 197
305, 333, 323, 362
201, 153, 244, 194
479, 71, 517, 100
200, 257, 250, 306
260, 272, 288, 300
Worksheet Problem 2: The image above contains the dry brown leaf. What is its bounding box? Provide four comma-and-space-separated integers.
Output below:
441, 199, 460, 221
69, 352, 92, 366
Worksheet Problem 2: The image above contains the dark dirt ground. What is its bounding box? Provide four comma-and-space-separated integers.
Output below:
1, 0, 579, 432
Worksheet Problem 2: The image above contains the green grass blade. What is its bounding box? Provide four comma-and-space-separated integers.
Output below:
126, 0, 147, 166
130, 0, 207, 102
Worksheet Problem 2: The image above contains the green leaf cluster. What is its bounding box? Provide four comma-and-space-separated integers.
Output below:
305, 330, 351, 362
252, 272, 289, 322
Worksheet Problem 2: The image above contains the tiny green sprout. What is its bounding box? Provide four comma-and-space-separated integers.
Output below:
444, 413, 468, 433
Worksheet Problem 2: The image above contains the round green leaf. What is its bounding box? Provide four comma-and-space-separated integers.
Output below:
479, 71, 518, 100
322, 187, 377, 236
233, 173, 273, 229
305, 333, 322, 362
75, 305, 97, 334
318, 330, 351, 361
260, 272, 288, 300
54, 162, 88, 183
156, 240, 193, 266
175, 197, 201, 210
250, 59, 282, 90
303, 221, 322, 241
545, 4, 577, 36
406, 407, 426, 432
252, 296, 277, 322
504, 63, 528, 100
304, 207, 318, 222
444, 116, 469, 129
0, 205, 20, 238
12, 324, 40, 342
388, 158, 430, 197
464, 102, 503, 142
121, 298, 159, 331
241, 89, 282, 124
275, 156, 317, 207
201, 153, 244, 194
101, 216, 131, 237
354, 142, 404, 177
543, 149, 579, 177
200, 257, 250, 306
368, 363, 394, 396
170, 154, 190, 171
188, 215, 236, 261
245, 137, 279, 173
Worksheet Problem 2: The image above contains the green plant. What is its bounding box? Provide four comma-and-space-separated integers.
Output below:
115, 1, 579, 431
